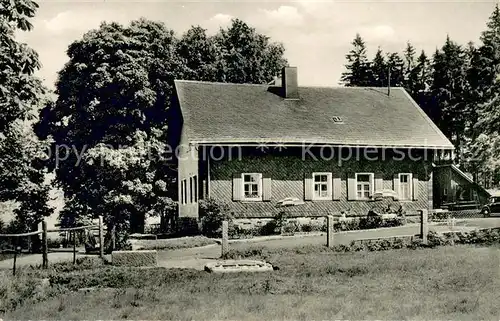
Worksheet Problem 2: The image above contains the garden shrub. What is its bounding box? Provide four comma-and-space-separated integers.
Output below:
259, 220, 278, 236
273, 211, 289, 231
228, 224, 262, 239
199, 198, 231, 238
380, 218, 404, 228
334, 219, 361, 231
177, 217, 201, 237
281, 221, 298, 234
47, 238, 64, 249
227, 206, 410, 239
429, 211, 450, 221
228, 223, 242, 239
391, 238, 405, 249
426, 231, 447, 247
301, 224, 312, 232
359, 215, 383, 230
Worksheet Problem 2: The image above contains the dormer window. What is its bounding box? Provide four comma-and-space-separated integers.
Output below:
331, 116, 344, 123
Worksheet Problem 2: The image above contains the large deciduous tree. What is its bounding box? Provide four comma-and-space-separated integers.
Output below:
35, 18, 287, 244
0, 0, 52, 236
36, 19, 186, 245
213, 19, 287, 84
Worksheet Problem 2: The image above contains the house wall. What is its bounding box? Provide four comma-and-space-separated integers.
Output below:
178, 141, 199, 218
207, 147, 433, 218
433, 167, 452, 206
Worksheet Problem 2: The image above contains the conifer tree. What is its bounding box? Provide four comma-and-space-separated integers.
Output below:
430, 36, 468, 161
386, 52, 405, 87
370, 47, 387, 86
464, 5, 500, 185
341, 34, 373, 86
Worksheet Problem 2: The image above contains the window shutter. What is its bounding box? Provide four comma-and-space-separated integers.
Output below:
374, 176, 383, 193
232, 174, 242, 201
262, 177, 272, 201
347, 174, 356, 201
332, 177, 341, 201
304, 175, 313, 201
393, 174, 400, 200
412, 175, 419, 201
179, 180, 183, 204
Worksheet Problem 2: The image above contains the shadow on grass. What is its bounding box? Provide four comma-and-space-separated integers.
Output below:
2, 245, 500, 320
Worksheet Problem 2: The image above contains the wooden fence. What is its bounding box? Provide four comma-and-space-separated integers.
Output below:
0, 216, 105, 275
220, 210, 431, 257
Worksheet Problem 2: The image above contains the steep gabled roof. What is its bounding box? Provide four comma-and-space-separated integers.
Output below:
434, 164, 492, 197
174, 80, 454, 149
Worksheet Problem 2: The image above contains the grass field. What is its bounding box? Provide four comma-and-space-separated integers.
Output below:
3, 244, 500, 320
131, 235, 216, 250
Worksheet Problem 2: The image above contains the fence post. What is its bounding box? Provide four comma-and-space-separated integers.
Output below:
12, 239, 18, 276
326, 215, 334, 248
73, 230, 77, 265
98, 216, 104, 259
42, 220, 48, 269
420, 209, 428, 245
221, 220, 228, 258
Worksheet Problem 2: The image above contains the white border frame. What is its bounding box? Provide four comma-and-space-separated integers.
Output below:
312, 172, 333, 201
241, 173, 263, 202
398, 173, 413, 201
355, 173, 374, 200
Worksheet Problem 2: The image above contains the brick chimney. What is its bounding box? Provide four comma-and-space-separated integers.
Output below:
282, 66, 298, 99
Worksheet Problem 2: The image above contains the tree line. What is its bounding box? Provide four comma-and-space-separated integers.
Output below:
341, 6, 500, 188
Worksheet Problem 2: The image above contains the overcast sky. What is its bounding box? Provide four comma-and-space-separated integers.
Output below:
17, 0, 499, 88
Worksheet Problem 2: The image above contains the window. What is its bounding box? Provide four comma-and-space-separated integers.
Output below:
189, 177, 194, 203
181, 180, 187, 204
399, 173, 413, 201
313, 173, 332, 200
443, 188, 448, 196
356, 173, 374, 200
242, 173, 262, 201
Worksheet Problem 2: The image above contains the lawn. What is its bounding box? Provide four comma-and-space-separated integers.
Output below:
131, 235, 216, 251
2, 244, 500, 320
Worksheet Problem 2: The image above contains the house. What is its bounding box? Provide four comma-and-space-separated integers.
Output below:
169, 67, 455, 224
433, 164, 492, 210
